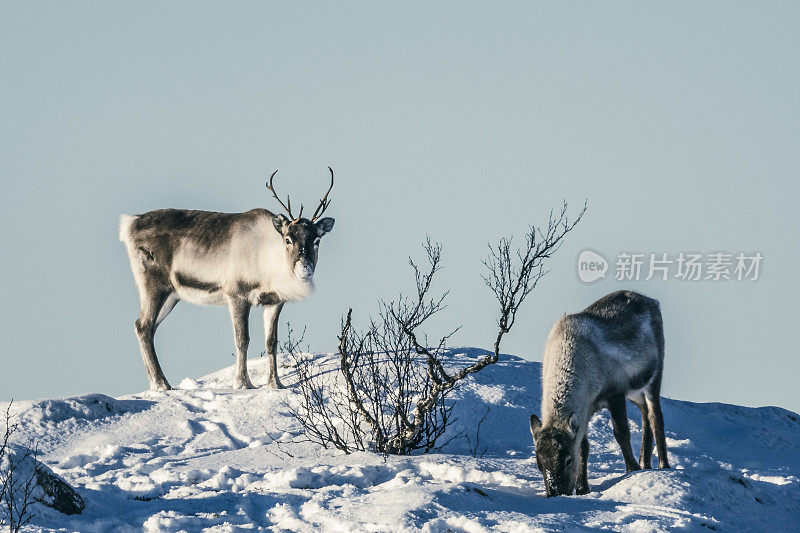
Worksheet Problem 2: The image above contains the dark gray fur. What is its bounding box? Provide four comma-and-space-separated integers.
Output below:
175, 271, 220, 292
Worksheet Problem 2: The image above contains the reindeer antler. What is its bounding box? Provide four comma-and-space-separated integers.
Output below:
266, 167, 333, 224
311, 166, 335, 222
266, 170, 303, 223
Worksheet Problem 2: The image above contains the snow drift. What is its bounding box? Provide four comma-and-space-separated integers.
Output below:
3, 348, 798, 532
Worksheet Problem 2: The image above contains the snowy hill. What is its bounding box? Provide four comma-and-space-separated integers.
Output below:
4, 349, 799, 532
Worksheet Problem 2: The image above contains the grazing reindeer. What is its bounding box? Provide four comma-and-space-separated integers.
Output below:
119, 168, 336, 391
529, 290, 670, 497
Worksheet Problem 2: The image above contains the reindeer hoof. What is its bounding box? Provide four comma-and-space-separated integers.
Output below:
234, 377, 256, 390
267, 379, 284, 390
576, 484, 591, 495
151, 380, 172, 391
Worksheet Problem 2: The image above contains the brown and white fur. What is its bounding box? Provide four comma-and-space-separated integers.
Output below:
529, 290, 670, 497
120, 208, 334, 391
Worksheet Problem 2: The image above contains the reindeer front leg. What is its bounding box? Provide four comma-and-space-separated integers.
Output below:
608, 393, 641, 473
227, 296, 254, 389
263, 302, 285, 389
576, 435, 590, 495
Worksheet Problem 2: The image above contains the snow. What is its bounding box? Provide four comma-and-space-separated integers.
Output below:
3, 348, 799, 532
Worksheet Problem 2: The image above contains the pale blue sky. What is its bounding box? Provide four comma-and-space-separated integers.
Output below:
1, 3, 798, 412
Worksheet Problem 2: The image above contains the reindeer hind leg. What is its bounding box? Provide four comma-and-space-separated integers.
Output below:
134, 284, 172, 391
632, 394, 654, 469
645, 382, 670, 469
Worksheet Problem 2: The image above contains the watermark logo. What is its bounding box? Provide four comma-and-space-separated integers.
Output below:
578, 250, 608, 283
578, 250, 763, 283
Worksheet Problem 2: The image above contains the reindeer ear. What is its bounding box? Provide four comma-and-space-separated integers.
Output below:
529, 414, 542, 440
315, 217, 335, 236
567, 412, 579, 436
272, 214, 289, 234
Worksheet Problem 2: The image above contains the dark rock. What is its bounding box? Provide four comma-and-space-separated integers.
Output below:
34, 464, 85, 515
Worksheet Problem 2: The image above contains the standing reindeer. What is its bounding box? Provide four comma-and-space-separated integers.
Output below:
529, 290, 670, 497
119, 168, 335, 390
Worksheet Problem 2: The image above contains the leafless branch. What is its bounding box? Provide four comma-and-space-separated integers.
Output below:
482, 199, 587, 354
466, 407, 491, 458
1, 401, 39, 533
285, 199, 585, 456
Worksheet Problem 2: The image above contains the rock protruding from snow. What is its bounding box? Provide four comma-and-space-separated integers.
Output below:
34, 463, 85, 515
3, 444, 85, 516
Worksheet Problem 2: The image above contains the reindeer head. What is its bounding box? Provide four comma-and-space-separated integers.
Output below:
529, 413, 581, 497
267, 168, 335, 281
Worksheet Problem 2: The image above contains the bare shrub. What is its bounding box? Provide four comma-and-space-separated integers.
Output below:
467, 407, 491, 459
286, 201, 586, 456
0, 402, 38, 533
284, 239, 459, 455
